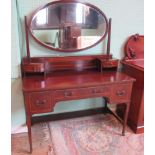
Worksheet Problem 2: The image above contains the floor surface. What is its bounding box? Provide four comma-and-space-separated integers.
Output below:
11, 113, 144, 155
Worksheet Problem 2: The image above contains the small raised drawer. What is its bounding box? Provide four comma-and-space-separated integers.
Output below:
22, 63, 45, 73
29, 91, 51, 113
101, 59, 119, 68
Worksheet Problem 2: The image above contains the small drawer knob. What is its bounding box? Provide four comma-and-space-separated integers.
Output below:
36, 99, 46, 106
116, 90, 125, 96
92, 89, 97, 93
92, 89, 101, 93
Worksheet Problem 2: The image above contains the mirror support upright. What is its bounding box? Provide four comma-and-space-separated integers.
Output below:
24, 16, 30, 62
107, 18, 112, 58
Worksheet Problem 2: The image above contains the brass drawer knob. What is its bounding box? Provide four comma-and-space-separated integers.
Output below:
92, 89, 97, 93
36, 99, 46, 106
116, 90, 125, 96
92, 89, 101, 93
64, 91, 73, 97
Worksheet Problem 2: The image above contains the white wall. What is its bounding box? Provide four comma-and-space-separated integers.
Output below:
11, 0, 21, 78
11, 0, 144, 131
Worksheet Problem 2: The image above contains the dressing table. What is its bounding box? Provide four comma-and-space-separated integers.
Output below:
21, 1, 135, 153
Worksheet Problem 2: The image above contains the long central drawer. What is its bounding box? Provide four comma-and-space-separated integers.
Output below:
53, 86, 111, 101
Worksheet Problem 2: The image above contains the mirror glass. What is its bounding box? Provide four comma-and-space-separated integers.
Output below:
30, 2, 108, 52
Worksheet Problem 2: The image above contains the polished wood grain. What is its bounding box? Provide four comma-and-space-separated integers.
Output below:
23, 72, 134, 105
97, 58, 119, 71
22, 1, 135, 153
117, 34, 144, 134
21, 55, 112, 75
22, 63, 45, 73
29, 91, 52, 113
121, 59, 143, 71
22, 68, 135, 153
120, 62, 144, 133
22, 71, 134, 91
124, 34, 144, 60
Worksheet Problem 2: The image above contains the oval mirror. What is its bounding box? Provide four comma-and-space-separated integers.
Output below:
29, 1, 108, 52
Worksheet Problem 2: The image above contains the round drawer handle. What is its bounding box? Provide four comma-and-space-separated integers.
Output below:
92, 89, 101, 94
64, 91, 73, 97
92, 89, 97, 93
116, 90, 125, 96
36, 99, 46, 106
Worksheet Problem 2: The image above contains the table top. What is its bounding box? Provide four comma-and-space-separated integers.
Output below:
22, 71, 135, 92
122, 59, 144, 71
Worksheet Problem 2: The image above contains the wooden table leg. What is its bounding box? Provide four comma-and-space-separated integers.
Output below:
27, 115, 32, 153
122, 102, 130, 136
104, 98, 108, 113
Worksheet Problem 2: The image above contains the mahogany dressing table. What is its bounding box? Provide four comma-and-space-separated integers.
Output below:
21, 1, 135, 152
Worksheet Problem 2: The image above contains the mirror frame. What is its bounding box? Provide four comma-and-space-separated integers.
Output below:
28, 0, 109, 52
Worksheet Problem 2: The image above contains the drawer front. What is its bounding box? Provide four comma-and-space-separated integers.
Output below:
29, 92, 52, 113
54, 89, 80, 100
22, 63, 45, 73
111, 83, 132, 103
83, 86, 110, 97
54, 86, 110, 101
102, 59, 118, 68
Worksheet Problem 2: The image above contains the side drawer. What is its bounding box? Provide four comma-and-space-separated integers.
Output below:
22, 63, 45, 73
110, 83, 132, 103
29, 91, 52, 113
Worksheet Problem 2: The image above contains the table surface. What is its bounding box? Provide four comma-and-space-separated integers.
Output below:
22, 71, 135, 92
122, 59, 144, 71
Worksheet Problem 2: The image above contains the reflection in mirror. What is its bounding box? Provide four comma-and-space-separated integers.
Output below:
30, 2, 108, 51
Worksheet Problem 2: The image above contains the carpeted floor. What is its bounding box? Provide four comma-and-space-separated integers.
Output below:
11, 114, 144, 155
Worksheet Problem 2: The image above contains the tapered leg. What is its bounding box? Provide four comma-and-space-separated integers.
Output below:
104, 99, 108, 113
122, 103, 130, 136
27, 115, 32, 153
